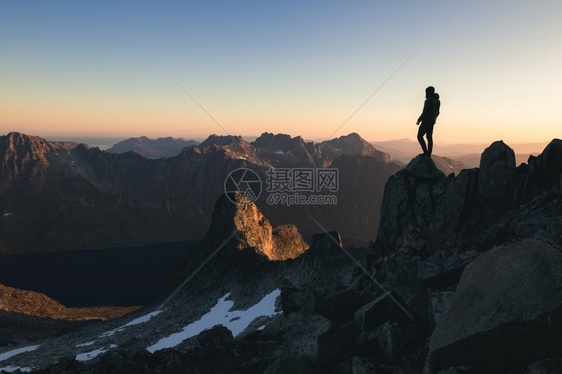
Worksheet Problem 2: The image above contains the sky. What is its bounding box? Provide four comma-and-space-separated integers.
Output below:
1, 1, 561, 144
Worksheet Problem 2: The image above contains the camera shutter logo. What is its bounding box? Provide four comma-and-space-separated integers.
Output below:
224, 168, 262, 204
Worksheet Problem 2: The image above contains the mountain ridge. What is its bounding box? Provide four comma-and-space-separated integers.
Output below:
1, 137, 561, 372
0, 131, 398, 254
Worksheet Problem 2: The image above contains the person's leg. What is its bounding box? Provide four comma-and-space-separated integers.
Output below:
426, 125, 434, 156
417, 125, 428, 155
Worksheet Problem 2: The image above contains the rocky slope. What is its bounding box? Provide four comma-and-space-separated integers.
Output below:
0, 284, 137, 322
1, 138, 561, 373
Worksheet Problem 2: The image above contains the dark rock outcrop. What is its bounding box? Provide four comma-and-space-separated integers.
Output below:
375, 155, 448, 255
429, 240, 562, 372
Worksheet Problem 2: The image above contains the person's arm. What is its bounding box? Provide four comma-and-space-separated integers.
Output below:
417, 99, 429, 124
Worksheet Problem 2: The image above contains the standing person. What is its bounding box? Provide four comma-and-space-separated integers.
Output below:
416, 86, 440, 157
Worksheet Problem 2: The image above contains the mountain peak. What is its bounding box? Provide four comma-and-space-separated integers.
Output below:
320, 133, 391, 162
1, 132, 58, 154
403, 155, 447, 180
252, 132, 305, 152
200, 134, 244, 148
106, 136, 198, 158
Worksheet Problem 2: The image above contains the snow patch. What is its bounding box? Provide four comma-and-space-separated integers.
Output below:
76, 341, 97, 348
76, 344, 117, 362
0, 366, 32, 373
0, 345, 40, 362
147, 289, 280, 353
121, 310, 163, 328
99, 310, 163, 338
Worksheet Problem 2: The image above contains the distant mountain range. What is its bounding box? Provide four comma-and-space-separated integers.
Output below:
0, 132, 405, 254
105, 136, 199, 158
372, 138, 547, 167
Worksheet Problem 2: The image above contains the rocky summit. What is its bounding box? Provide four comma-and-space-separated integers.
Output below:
0, 139, 561, 373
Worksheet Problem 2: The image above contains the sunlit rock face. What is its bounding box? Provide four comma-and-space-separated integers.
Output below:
199, 192, 308, 261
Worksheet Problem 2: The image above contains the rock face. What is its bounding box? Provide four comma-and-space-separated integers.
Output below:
200, 192, 308, 261
375, 139, 562, 257
375, 155, 448, 255
429, 240, 562, 372
371, 139, 562, 372
478, 140, 516, 199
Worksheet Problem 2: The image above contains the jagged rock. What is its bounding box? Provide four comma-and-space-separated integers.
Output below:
200, 192, 308, 261
478, 140, 516, 199
439, 168, 479, 238
252, 132, 327, 168
509, 191, 562, 250
523, 139, 562, 199
429, 240, 562, 372
106, 136, 198, 158
416, 250, 479, 289
375, 155, 448, 255
272, 224, 309, 260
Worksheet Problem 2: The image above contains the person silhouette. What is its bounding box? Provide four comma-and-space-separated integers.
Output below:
416, 86, 440, 157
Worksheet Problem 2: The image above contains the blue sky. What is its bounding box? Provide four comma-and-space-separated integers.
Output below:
1, 1, 561, 143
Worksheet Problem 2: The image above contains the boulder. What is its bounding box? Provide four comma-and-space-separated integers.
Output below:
478, 140, 516, 199
429, 240, 562, 372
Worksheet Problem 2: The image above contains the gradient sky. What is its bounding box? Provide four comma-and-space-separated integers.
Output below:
1, 1, 561, 144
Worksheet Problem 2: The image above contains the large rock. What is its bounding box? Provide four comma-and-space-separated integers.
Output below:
478, 140, 516, 199
523, 139, 562, 199
201, 192, 308, 261
429, 240, 562, 372
375, 155, 448, 255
